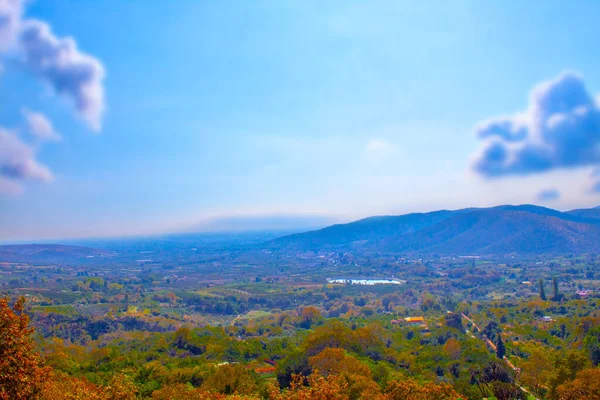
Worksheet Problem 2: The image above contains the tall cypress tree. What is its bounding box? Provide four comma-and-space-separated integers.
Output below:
539, 279, 546, 301
496, 334, 506, 359
552, 277, 560, 301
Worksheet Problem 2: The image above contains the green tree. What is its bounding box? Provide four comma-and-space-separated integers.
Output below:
539, 279, 546, 301
547, 351, 590, 399
444, 312, 464, 332
276, 348, 310, 388
299, 306, 322, 329
470, 361, 520, 400
584, 326, 600, 366
520, 347, 551, 395
202, 363, 257, 395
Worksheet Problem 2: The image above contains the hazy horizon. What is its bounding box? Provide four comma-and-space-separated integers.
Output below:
3, 202, 600, 243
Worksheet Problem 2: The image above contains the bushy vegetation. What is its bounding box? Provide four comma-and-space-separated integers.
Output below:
1, 290, 599, 399
2, 250, 600, 398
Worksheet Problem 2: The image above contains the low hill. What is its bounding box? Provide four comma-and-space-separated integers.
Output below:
272, 204, 600, 255
0, 244, 115, 264
566, 205, 600, 221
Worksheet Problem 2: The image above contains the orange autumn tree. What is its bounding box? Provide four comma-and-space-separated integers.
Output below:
39, 372, 137, 400
201, 363, 259, 395
556, 367, 600, 400
0, 296, 50, 400
269, 372, 349, 400
308, 348, 381, 398
268, 371, 463, 400
39, 372, 107, 400
151, 383, 261, 400
443, 338, 462, 360
308, 348, 372, 377
382, 379, 463, 400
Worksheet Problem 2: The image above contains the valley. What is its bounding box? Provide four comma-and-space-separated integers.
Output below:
1, 204, 600, 399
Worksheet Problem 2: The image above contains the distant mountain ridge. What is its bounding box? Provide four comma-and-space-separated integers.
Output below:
0, 244, 115, 264
272, 204, 600, 255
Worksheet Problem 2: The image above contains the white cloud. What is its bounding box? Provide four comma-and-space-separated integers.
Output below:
0, 0, 106, 194
365, 138, 395, 153
0, 176, 22, 194
18, 20, 105, 131
472, 72, 600, 177
0, 127, 53, 193
0, 0, 22, 50
0, 0, 106, 131
22, 108, 61, 141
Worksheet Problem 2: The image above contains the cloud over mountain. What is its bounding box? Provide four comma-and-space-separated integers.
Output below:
537, 188, 560, 201
585, 168, 600, 194
472, 72, 600, 177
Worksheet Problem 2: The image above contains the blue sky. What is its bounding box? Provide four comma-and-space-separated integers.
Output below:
2, 0, 600, 240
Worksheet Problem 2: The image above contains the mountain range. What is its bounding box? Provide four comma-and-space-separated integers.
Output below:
272, 205, 600, 256
4, 205, 600, 260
